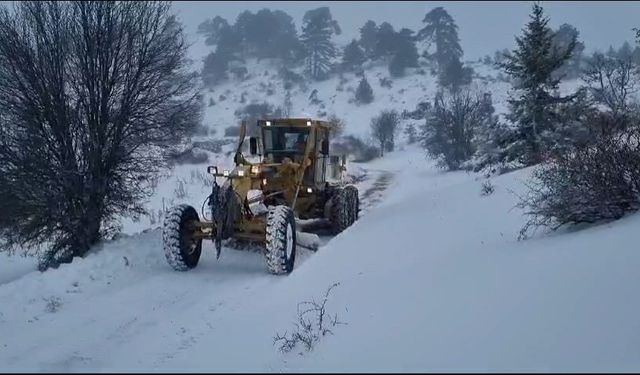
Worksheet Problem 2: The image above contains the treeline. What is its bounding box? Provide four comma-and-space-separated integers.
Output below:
197, 6, 473, 87
412, 3, 640, 237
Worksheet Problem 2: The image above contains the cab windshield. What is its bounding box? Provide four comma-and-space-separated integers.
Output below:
262, 127, 309, 154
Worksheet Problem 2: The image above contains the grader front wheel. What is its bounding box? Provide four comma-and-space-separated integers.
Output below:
163, 204, 203, 271
265, 205, 297, 275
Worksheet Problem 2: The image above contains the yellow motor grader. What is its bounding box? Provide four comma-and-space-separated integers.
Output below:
163, 118, 359, 274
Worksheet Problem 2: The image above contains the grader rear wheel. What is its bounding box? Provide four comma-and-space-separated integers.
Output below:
344, 185, 360, 223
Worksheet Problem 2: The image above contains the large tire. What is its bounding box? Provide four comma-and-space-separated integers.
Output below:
265, 205, 297, 275
163, 204, 203, 271
329, 187, 350, 234
344, 185, 360, 223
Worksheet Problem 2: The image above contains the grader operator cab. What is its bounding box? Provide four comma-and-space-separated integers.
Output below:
162, 118, 359, 275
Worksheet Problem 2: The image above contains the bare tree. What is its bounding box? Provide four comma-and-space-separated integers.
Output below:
0, 1, 200, 270
370, 110, 400, 157
421, 89, 486, 170
583, 52, 639, 130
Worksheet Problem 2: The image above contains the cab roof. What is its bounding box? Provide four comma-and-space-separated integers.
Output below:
256, 118, 333, 129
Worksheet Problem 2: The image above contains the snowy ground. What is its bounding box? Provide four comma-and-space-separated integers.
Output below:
0, 30, 635, 371
1, 144, 640, 372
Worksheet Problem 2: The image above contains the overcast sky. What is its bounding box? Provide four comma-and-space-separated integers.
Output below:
172, 1, 640, 60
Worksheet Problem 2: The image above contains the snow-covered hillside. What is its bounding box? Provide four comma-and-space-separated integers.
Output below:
1, 144, 640, 372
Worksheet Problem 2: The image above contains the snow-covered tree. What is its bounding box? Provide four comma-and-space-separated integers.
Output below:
388, 28, 419, 77
551, 23, 585, 80
197, 16, 230, 46
355, 76, 374, 104
498, 2, 578, 165
372, 22, 397, 59
342, 39, 366, 72
359, 20, 378, 59
417, 7, 463, 70
438, 56, 473, 91
300, 7, 341, 80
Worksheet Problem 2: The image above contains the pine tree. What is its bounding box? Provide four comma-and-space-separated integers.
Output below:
300, 7, 341, 80
202, 51, 229, 86
438, 56, 473, 91
465, 92, 515, 173
552, 23, 585, 80
498, 2, 577, 165
632, 46, 640, 66
197, 16, 230, 46
342, 39, 366, 72
617, 41, 634, 60
417, 7, 463, 70
359, 20, 378, 59
355, 76, 374, 105
373, 22, 397, 59
388, 28, 419, 77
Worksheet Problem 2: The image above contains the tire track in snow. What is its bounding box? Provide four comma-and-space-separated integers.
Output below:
358, 169, 395, 214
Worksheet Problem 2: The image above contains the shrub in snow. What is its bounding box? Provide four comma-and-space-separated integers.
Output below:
480, 180, 495, 196
44, 297, 62, 313
517, 118, 640, 239
273, 283, 346, 354
379, 77, 392, 88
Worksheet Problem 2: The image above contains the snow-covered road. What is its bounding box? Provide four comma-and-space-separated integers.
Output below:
0, 163, 393, 372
